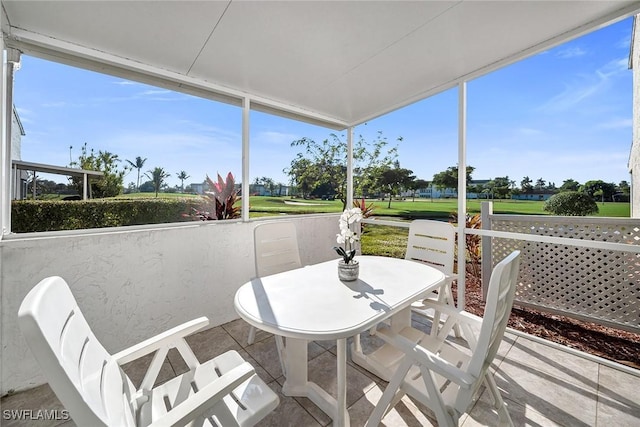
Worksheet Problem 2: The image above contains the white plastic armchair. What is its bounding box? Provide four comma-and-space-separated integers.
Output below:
366, 251, 520, 427
18, 276, 279, 427
404, 219, 458, 336
248, 221, 302, 375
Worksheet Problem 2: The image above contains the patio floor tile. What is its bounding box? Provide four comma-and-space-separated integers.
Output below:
2, 320, 639, 427
596, 364, 640, 426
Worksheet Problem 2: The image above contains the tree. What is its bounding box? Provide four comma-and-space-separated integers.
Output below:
176, 170, 190, 192
535, 178, 546, 191
543, 191, 598, 216
126, 156, 147, 191
408, 178, 429, 201
254, 176, 276, 195
70, 142, 127, 198
559, 179, 580, 192
377, 166, 415, 208
581, 180, 616, 202
431, 166, 474, 197
488, 176, 511, 199
145, 167, 170, 197
618, 180, 630, 196
520, 176, 533, 193
285, 131, 401, 207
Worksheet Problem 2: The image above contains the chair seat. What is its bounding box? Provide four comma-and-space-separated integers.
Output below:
139, 350, 279, 427
365, 251, 520, 427
392, 327, 477, 410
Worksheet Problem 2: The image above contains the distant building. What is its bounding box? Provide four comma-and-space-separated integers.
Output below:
412, 180, 491, 199
511, 192, 553, 201
189, 182, 207, 195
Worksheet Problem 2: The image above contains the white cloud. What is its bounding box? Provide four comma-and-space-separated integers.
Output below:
516, 127, 544, 136
41, 101, 69, 108
597, 118, 632, 129
112, 80, 139, 86
254, 131, 300, 146
615, 35, 631, 49
537, 57, 628, 113
556, 47, 587, 59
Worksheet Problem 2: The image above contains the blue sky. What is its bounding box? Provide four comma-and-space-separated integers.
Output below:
14, 17, 633, 189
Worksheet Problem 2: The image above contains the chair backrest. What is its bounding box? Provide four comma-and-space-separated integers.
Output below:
405, 220, 455, 275
18, 277, 137, 426
456, 250, 520, 411
254, 221, 302, 277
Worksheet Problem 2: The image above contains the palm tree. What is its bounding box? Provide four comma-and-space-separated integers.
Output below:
126, 156, 147, 191
145, 167, 170, 197
176, 170, 190, 192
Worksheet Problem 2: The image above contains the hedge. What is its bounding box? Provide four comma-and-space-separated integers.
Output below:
11, 198, 204, 233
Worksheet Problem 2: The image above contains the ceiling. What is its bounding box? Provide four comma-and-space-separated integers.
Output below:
2, 1, 640, 129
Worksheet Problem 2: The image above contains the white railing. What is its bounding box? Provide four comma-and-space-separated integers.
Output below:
480, 202, 640, 334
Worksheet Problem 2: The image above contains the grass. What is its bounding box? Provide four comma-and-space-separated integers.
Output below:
249, 197, 631, 218
31, 192, 631, 218
360, 224, 409, 258
114, 192, 200, 199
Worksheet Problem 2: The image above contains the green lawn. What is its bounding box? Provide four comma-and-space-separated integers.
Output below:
114, 192, 200, 199
53, 192, 627, 218
249, 197, 630, 218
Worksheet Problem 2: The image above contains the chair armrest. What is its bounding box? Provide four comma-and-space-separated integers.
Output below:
114, 317, 210, 365
147, 362, 255, 427
420, 300, 481, 326
375, 325, 476, 387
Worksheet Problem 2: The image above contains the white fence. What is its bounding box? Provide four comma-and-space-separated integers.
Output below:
481, 204, 640, 334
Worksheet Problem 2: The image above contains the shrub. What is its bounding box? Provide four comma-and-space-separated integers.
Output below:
543, 191, 598, 216
11, 198, 201, 233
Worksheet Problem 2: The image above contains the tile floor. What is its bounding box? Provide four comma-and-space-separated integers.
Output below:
2, 314, 639, 427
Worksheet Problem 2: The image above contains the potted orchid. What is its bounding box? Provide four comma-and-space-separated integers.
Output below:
333, 207, 363, 281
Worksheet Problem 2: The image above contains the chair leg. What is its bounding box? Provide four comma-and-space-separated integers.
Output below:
275, 335, 287, 377
485, 374, 514, 427
443, 283, 462, 338
365, 357, 413, 427
247, 326, 256, 345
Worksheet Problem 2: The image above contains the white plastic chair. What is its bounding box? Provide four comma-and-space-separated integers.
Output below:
351, 220, 458, 381
404, 219, 458, 336
366, 251, 520, 427
248, 221, 302, 375
18, 276, 279, 427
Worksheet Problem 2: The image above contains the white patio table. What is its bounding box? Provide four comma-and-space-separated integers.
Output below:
234, 255, 445, 427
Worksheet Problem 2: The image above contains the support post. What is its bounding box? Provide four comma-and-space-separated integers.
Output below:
1, 47, 20, 237
83, 173, 88, 200
481, 201, 493, 301
346, 127, 354, 208
241, 97, 250, 221
457, 82, 467, 309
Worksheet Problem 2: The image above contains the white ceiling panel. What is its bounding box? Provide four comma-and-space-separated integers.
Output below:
3, 1, 229, 74
2, 0, 640, 128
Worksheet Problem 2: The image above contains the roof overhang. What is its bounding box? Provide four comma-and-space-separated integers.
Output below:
12, 160, 104, 178
3, 1, 640, 130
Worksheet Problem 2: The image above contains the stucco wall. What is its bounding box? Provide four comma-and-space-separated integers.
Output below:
0, 215, 338, 394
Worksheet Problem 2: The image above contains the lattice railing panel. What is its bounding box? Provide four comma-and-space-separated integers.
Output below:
489, 215, 640, 334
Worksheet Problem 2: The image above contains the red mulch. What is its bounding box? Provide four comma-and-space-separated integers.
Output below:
455, 274, 640, 369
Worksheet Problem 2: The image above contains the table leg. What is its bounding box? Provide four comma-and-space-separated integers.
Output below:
390, 306, 412, 332
336, 338, 349, 427
351, 307, 415, 382
281, 338, 350, 427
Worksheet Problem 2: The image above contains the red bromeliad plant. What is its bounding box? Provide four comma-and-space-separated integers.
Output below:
353, 197, 375, 219
191, 172, 241, 220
